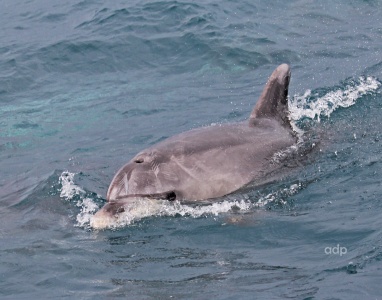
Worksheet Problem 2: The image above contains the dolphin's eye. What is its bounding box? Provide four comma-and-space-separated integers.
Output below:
117, 206, 125, 213
166, 191, 176, 201
134, 158, 144, 163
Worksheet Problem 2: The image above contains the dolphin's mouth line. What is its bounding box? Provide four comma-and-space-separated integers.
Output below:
112, 191, 177, 202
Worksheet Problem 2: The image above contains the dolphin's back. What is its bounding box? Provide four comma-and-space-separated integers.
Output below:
136, 120, 295, 200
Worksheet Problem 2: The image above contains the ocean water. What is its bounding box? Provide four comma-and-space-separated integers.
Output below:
1, 0, 382, 298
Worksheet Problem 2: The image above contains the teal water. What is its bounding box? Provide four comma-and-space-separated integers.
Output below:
1, 0, 382, 298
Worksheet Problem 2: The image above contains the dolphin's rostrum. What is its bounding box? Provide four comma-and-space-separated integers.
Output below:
91, 64, 296, 229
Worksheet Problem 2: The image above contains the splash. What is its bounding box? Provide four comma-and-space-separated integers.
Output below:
90, 182, 303, 229
58, 171, 253, 229
59, 171, 85, 200
76, 198, 99, 227
90, 198, 254, 229
59, 171, 100, 227
253, 183, 302, 207
58, 171, 301, 229
289, 76, 380, 122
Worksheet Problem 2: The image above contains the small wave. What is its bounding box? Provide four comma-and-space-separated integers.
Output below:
93, 198, 253, 229
289, 76, 381, 122
99, 182, 302, 229
59, 171, 300, 229
253, 183, 302, 207
59, 171, 99, 228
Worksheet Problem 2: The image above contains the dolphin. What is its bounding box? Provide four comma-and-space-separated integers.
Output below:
91, 64, 296, 229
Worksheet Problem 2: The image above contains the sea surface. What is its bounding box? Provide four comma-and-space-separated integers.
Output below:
1, 0, 382, 299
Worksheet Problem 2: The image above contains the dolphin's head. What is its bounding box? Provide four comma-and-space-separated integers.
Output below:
91, 149, 180, 229
107, 149, 179, 202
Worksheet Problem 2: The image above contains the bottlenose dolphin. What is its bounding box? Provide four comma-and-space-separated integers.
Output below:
91, 64, 296, 229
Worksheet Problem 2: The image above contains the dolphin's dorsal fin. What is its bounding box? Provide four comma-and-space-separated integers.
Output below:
249, 64, 292, 129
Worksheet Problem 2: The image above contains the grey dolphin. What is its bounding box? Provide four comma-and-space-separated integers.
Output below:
91, 64, 296, 228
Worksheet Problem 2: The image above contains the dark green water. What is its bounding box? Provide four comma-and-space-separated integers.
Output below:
1, 0, 382, 298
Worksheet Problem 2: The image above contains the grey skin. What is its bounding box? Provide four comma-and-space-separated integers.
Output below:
92, 64, 296, 228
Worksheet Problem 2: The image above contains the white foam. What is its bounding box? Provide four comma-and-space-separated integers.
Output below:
59, 171, 85, 200
90, 183, 302, 229
90, 198, 253, 229
76, 197, 99, 228
254, 183, 301, 207
59, 171, 100, 228
160, 199, 252, 218
59, 172, 302, 229
289, 76, 380, 122
58, 171, 255, 229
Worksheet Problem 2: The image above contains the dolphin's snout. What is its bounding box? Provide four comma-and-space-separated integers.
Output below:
90, 208, 116, 229
90, 202, 126, 229
90, 197, 166, 229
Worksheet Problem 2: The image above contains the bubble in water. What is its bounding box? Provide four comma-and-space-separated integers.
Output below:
347, 262, 357, 274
